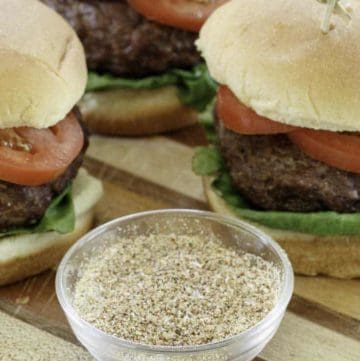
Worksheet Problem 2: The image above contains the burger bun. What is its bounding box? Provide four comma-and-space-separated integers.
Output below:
79, 86, 198, 136
0, 169, 103, 286
203, 176, 360, 279
0, 0, 87, 129
197, 0, 360, 132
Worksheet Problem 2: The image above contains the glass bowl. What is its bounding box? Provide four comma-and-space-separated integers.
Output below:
56, 209, 294, 361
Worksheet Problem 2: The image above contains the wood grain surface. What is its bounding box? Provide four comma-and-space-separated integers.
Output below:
0, 125, 359, 360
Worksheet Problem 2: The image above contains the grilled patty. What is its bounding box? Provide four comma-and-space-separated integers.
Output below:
42, 0, 201, 77
0, 111, 87, 232
218, 122, 360, 213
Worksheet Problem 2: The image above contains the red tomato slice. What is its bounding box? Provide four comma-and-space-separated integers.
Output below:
128, 0, 228, 32
0, 112, 84, 186
289, 130, 360, 173
217, 86, 297, 135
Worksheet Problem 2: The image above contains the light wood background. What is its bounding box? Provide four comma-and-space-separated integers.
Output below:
0, 125, 359, 360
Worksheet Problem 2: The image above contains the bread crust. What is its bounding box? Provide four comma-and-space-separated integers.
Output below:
203, 177, 360, 279
79, 86, 198, 135
198, 0, 360, 132
0, 0, 87, 129
0, 211, 94, 286
0, 169, 103, 286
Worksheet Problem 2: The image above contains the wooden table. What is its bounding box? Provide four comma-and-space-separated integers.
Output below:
0, 125, 359, 360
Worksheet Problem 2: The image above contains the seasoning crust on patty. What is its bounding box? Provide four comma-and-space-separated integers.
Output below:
42, 0, 201, 77
218, 122, 360, 213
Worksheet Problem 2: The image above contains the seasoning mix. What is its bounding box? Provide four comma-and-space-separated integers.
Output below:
73, 233, 281, 347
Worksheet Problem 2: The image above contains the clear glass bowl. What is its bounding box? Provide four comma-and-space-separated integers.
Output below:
56, 209, 294, 361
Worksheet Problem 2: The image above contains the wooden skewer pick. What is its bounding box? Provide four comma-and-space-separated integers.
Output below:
318, 0, 352, 34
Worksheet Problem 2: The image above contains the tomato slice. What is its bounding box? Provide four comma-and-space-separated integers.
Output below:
0, 112, 84, 186
289, 130, 360, 173
217, 86, 359, 173
217, 86, 297, 135
128, 0, 228, 32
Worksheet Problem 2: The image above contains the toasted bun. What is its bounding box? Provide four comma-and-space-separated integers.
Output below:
203, 177, 360, 279
0, 169, 103, 286
0, 0, 87, 129
79, 86, 198, 135
197, 0, 360, 132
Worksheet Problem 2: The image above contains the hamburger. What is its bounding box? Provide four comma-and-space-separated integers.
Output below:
0, 0, 103, 286
193, 0, 360, 278
41, 0, 225, 135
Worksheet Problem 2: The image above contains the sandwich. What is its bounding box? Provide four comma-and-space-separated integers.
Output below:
0, 0, 103, 286
194, 0, 360, 278
41, 0, 226, 135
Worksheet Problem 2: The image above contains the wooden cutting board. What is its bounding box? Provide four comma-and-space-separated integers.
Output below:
0, 125, 359, 361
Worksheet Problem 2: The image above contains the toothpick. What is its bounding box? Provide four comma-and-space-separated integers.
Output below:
321, 0, 338, 33
317, 0, 352, 34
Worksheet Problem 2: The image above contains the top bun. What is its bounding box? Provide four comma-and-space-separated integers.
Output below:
197, 0, 360, 132
0, 0, 87, 129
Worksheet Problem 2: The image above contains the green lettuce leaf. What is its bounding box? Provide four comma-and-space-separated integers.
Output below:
192, 146, 360, 236
192, 146, 224, 175
86, 64, 217, 111
198, 100, 217, 143
0, 185, 75, 238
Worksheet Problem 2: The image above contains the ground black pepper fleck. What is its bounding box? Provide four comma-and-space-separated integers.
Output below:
73, 233, 281, 346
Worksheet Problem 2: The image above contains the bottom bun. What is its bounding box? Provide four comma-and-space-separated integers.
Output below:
203, 177, 360, 279
79, 86, 198, 136
0, 169, 103, 286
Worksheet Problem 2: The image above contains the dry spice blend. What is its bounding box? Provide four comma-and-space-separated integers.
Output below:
73, 233, 281, 346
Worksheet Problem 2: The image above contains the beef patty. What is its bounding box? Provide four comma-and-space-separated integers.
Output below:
218, 122, 360, 213
0, 111, 88, 232
42, 0, 201, 77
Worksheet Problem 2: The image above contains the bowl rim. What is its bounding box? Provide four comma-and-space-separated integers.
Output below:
56, 209, 294, 353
